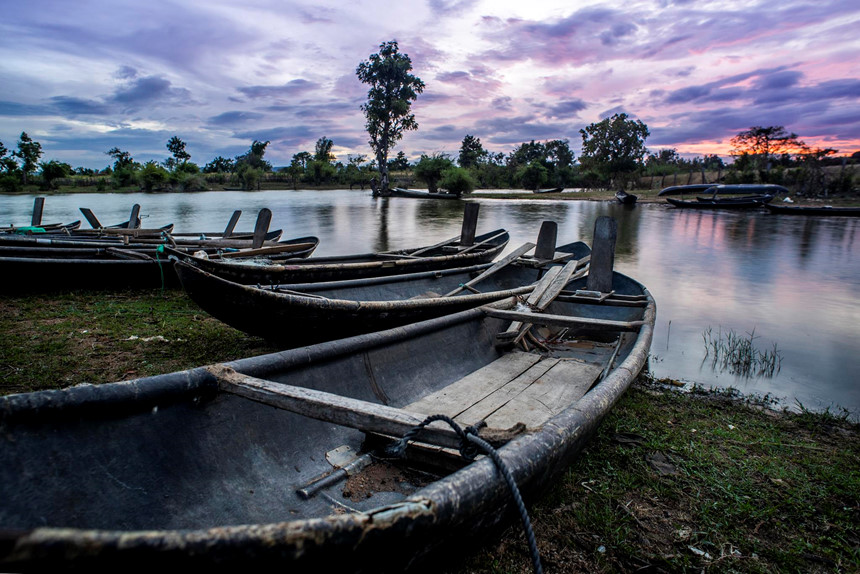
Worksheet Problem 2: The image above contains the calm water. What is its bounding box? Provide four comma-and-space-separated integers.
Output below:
3, 190, 859, 415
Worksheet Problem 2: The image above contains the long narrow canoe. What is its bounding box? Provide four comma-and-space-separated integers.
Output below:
658, 183, 788, 196
666, 195, 773, 209
167, 228, 510, 285
0, 235, 320, 293
0, 220, 654, 572
390, 187, 462, 200
173, 241, 591, 346
764, 203, 860, 217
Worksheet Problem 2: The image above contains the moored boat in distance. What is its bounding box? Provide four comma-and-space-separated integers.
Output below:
615, 190, 638, 205
533, 187, 564, 194
390, 187, 461, 200
666, 194, 774, 210
0, 216, 655, 572
658, 183, 788, 197
765, 203, 860, 217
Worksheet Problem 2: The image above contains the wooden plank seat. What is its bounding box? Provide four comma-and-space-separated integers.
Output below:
405, 351, 603, 430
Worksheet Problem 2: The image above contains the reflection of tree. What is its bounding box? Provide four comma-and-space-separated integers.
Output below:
373, 198, 389, 253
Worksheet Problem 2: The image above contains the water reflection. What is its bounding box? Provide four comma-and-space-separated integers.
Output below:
1, 191, 858, 414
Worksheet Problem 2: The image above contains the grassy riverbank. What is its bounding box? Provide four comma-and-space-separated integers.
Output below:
2, 289, 857, 572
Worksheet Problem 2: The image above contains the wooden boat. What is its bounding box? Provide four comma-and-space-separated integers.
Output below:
615, 190, 637, 205
0, 216, 654, 572
168, 228, 508, 286
658, 183, 788, 197
764, 203, 860, 217
0, 220, 82, 234
666, 194, 773, 209
390, 187, 461, 200
167, 205, 507, 285
533, 187, 563, 194
173, 232, 591, 346
0, 235, 320, 293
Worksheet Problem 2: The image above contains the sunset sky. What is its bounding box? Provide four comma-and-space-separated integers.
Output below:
2, 0, 858, 169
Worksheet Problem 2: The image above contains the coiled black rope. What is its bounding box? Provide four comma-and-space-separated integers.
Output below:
387, 414, 543, 574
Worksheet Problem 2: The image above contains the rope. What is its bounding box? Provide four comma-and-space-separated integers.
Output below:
156, 245, 166, 294
387, 414, 543, 574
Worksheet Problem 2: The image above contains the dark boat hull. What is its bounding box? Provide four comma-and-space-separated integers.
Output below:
0, 269, 654, 571
390, 187, 461, 199
168, 229, 510, 285
658, 183, 788, 196
615, 191, 637, 205
765, 204, 860, 216
666, 195, 772, 209
173, 242, 590, 346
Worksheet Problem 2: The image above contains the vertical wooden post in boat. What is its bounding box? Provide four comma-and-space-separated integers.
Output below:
586, 216, 617, 294
31, 197, 45, 226
252, 208, 272, 249
460, 203, 479, 247
79, 208, 102, 229
534, 221, 558, 261
223, 210, 241, 238
128, 204, 141, 229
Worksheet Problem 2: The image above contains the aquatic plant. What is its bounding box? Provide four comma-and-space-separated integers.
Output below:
702, 326, 782, 378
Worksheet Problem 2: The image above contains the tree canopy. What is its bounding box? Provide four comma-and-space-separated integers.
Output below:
579, 113, 650, 188
356, 40, 424, 195
458, 135, 488, 168
730, 126, 804, 171
13, 132, 43, 184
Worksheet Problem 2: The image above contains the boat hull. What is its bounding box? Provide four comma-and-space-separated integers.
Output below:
0, 270, 654, 571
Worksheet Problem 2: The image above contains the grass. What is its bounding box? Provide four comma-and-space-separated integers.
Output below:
451, 378, 859, 573
2, 291, 858, 573
702, 326, 783, 378
0, 289, 279, 394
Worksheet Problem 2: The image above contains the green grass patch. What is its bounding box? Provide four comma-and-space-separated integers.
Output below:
453, 380, 859, 573
0, 290, 280, 394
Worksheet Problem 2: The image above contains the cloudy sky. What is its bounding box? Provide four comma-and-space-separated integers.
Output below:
2, 0, 858, 169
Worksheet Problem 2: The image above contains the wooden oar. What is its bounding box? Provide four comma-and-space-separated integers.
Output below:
217, 242, 317, 259
443, 242, 535, 297
407, 235, 460, 257
495, 258, 587, 346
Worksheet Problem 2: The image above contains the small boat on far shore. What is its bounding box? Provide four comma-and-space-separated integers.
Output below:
615, 190, 638, 205
533, 187, 564, 194
390, 187, 461, 200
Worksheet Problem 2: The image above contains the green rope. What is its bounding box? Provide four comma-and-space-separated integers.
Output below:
156, 245, 166, 294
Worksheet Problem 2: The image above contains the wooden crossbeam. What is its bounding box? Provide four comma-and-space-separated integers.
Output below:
209, 365, 518, 450
443, 242, 535, 297
484, 307, 646, 332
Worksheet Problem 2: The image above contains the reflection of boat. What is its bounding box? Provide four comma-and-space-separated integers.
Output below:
533, 187, 563, 194
765, 204, 860, 217
615, 190, 637, 205
666, 195, 774, 209
174, 239, 591, 346
0, 217, 655, 572
658, 184, 788, 197
390, 187, 461, 200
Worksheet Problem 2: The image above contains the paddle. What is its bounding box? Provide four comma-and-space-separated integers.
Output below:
442, 242, 535, 297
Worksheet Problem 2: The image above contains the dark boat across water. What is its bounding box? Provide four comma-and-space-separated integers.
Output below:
666, 194, 774, 210
390, 187, 461, 200
0, 217, 655, 572
658, 183, 788, 197
765, 203, 860, 217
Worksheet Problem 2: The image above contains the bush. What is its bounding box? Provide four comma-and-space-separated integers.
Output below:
439, 167, 475, 195
0, 175, 21, 193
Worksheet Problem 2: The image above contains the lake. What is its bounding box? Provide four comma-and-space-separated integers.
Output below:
3, 189, 859, 415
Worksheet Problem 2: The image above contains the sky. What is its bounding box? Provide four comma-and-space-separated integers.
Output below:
1, 0, 859, 170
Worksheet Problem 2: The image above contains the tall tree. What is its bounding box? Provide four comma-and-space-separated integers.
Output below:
0, 141, 18, 174
730, 126, 804, 172
313, 137, 335, 164
458, 135, 488, 168
166, 136, 191, 170
579, 113, 650, 188
13, 132, 43, 184
356, 40, 425, 195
